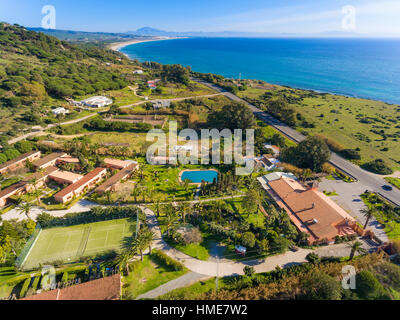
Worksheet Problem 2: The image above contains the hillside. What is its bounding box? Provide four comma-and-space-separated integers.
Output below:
0, 22, 138, 141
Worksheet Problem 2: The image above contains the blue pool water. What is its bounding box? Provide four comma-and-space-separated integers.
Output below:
181, 170, 218, 184
121, 37, 400, 104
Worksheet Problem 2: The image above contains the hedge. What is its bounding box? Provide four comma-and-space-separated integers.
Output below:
19, 277, 31, 299
151, 249, 185, 272
36, 206, 140, 229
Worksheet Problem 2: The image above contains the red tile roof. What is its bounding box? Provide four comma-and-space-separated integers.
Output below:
22, 274, 121, 300
54, 167, 106, 198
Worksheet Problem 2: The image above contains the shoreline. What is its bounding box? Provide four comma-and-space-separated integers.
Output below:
110, 38, 399, 105
108, 37, 183, 52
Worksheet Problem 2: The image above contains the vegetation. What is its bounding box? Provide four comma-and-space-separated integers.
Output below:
361, 192, 400, 240
161, 253, 400, 300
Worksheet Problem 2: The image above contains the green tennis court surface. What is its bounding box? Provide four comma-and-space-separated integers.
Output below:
22, 218, 136, 270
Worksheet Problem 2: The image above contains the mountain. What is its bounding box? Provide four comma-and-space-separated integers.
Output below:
130, 27, 364, 38
0, 22, 136, 138
28, 27, 150, 44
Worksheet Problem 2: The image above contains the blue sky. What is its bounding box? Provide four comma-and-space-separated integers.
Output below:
0, 0, 399, 35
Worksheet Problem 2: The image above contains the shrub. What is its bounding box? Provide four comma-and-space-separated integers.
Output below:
19, 277, 31, 299
355, 270, 388, 300
305, 253, 321, 264
151, 249, 185, 271
361, 159, 393, 175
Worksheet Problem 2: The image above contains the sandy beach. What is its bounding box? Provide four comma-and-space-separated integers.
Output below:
108, 37, 181, 52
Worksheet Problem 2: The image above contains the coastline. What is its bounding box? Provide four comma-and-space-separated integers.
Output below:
108, 37, 183, 52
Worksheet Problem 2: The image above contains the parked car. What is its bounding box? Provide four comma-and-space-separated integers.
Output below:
289, 245, 299, 252
382, 185, 393, 191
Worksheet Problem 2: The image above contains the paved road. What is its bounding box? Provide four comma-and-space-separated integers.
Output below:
138, 206, 374, 278
136, 272, 210, 300
194, 78, 400, 207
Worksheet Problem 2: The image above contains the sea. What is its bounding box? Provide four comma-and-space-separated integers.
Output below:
120, 37, 400, 105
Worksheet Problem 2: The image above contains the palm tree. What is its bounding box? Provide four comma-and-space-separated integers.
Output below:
29, 177, 41, 205
132, 229, 151, 261
179, 202, 190, 225
165, 211, 179, 238
17, 202, 33, 220
300, 169, 313, 183
131, 186, 140, 204
143, 228, 156, 254
117, 251, 131, 275
348, 241, 367, 261
361, 207, 376, 230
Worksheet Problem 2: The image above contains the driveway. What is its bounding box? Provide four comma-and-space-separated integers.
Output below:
318, 178, 389, 243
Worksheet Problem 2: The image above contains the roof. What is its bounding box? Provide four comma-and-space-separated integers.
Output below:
33, 152, 67, 168
0, 181, 26, 199
23, 166, 59, 182
261, 172, 298, 183
103, 158, 130, 169
268, 177, 355, 240
0, 151, 40, 170
54, 167, 106, 198
21, 274, 121, 300
57, 156, 80, 164
96, 163, 138, 194
49, 170, 83, 183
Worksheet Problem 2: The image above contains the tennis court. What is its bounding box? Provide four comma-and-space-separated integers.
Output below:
22, 218, 136, 270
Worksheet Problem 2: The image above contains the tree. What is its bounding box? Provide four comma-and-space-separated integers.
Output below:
302, 272, 342, 300
348, 241, 367, 261
241, 232, 256, 248
265, 97, 296, 126
17, 202, 33, 220
282, 136, 331, 172
208, 102, 256, 130
242, 188, 261, 218
29, 177, 41, 205
305, 252, 321, 264
243, 266, 255, 278
165, 209, 179, 238
361, 207, 376, 230
14, 140, 33, 154
132, 228, 152, 261
355, 270, 388, 300
270, 133, 286, 148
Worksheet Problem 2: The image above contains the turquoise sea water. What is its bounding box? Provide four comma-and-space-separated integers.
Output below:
181, 170, 218, 183
121, 37, 400, 104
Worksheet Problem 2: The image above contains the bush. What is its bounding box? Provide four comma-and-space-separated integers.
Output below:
361, 159, 393, 175
355, 270, 388, 300
19, 277, 31, 299
36, 206, 139, 228
302, 272, 342, 300
305, 253, 321, 264
151, 249, 185, 271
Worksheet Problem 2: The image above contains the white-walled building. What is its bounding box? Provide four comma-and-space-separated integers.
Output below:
81, 96, 113, 108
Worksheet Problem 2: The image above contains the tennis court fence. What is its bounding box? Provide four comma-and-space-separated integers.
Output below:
15, 223, 42, 270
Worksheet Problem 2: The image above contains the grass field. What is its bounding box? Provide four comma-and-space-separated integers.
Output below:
238, 84, 400, 170
22, 218, 136, 270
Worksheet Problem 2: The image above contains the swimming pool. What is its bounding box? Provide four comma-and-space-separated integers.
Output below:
180, 170, 218, 184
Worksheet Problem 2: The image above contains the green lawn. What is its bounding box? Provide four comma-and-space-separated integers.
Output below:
22, 218, 136, 270
158, 277, 223, 300
122, 255, 187, 300
239, 85, 400, 170
385, 177, 400, 191
361, 193, 400, 240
